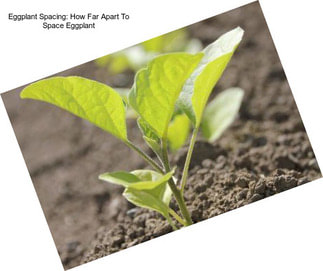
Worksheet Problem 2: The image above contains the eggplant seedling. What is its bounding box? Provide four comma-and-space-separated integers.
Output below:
21, 27, 244, 230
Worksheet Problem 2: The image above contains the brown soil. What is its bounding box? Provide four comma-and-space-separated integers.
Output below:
1, 2, 321, 270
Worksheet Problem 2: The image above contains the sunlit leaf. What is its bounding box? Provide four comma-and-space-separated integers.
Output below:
20, 76, 127, 140
129, 53, 203, 138
177, 27, 244, 127
130, 169, 174, 190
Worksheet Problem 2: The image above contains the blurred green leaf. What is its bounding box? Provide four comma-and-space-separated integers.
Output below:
142, 28, 188, 53
108, 54, 130, 74
201, 87, 244, 142
20, 76, 127, 141
95, 55, 111, 67
177, 27, 244, 127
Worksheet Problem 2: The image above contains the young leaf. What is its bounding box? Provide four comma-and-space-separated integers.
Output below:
129, 53, 203, 138
123, 188, 170, 218
100, 169, 174, 201
131, 169, 175, 206
20, 76, 128, 141
124, 169, 174, 217
167, 114, 191, 151
100, 169, 175, 218
143, 136, 162, 157
177, 27, 244, 127
137, 118, 160, 143
137, 118, 162, 156
99, 171, 142, 187
201, 87, 244, 142
129, 169, 174, 190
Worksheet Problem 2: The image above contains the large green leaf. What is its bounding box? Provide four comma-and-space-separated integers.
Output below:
167, 114, 191, 151
201, 87, 244, 142
129, 53, 203, 138
177, 27, 244, 127
20, 76, 127, 140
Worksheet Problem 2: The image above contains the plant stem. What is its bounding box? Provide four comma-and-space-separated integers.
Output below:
161, 138, 193, 226
160, 137, 171, 172
180, 127, 199, 193
165, 215, 178, 231
168, 208, 187, 226
125, 141, 164, 173
126, 140, 183, 229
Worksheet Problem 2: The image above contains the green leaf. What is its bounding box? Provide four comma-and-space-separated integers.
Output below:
201, 87, 244, 142
137, 118, 162, 156
114, 88, 130, 103
141, 28, 188, 53
177, 27, 244, 127
124, 169, 174, 217
167, 114, 191, 151
130, 169, 175, 206
100, 169, 175, 217
129, 53, 203, 138
99, 171, 142, 187
130, 169, 173, 190
20, 76, 127, 140
123, 188, 170, 218
143, 136, 162, 157
114, 88, 137, 119
137, 118, 160, 143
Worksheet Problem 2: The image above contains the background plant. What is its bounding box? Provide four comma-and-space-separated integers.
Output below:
20, 27, 244, 229
95, 28, 203, 74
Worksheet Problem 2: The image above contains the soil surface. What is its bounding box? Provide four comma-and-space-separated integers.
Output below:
1, 2, 321, 269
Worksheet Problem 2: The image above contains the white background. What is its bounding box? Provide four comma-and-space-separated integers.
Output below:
1, 0, 323, 270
